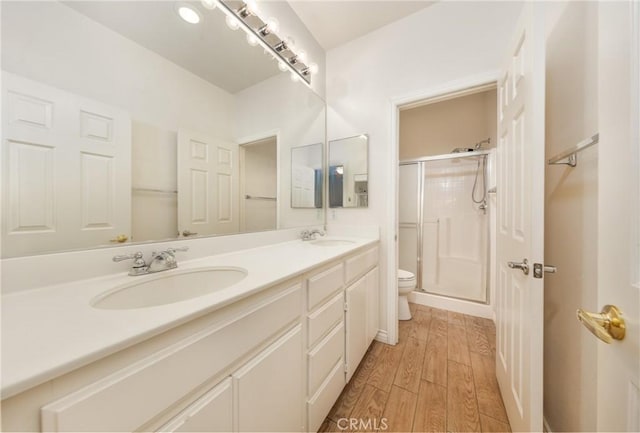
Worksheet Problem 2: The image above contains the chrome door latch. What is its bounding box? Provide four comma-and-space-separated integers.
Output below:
508, 258, 530, 275
533, 263, 557, 279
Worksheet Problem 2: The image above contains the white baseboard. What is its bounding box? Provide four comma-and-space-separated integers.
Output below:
543, 416, 553, 433
409, 291, 494, 319
374, 330, 389, 344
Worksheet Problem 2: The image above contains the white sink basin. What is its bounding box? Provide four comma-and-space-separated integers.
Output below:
92, 267, 248, 310
309, 239, 356, 247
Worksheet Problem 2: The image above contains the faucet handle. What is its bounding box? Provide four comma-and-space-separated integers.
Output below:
113, 251, 144, 262
166, 246, 189, 255
113, 252, 147, 273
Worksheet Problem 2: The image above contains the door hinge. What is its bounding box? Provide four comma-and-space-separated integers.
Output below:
344, 302, 348, 312
344, 364, 349, 374
533, 263, 557, 279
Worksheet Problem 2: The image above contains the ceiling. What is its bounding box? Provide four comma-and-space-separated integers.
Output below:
288, 1, 435, 50
64, 1, 281, 94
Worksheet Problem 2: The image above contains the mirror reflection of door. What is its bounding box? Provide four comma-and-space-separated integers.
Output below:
239, 137, 278, 232
328, 166, 344, 208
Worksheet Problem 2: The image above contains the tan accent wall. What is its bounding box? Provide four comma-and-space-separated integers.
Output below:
399, 89, 496, 160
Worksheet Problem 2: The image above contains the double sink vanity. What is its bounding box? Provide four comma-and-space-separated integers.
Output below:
1, 233, 380, 432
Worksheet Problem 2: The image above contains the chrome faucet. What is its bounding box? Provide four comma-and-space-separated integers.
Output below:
300, 229, 325, 241
113, 247, 189, 276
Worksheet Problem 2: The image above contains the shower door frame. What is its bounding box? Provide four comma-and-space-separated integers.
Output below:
400, 149, 492, 304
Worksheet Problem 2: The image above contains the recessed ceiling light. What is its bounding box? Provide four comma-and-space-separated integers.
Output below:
177, 4, 201, 24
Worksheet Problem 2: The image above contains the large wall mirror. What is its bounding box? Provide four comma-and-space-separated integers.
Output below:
291, 143, 323, 209
1, 1, 325, 258
328, 135, 368, 208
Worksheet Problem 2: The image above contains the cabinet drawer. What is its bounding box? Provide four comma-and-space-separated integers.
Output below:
157, 377, 233, 432
308, 293, 344, 348
307, 360, 345, 433
345, 247, 378, 284
307, 263, 344, 311
308, 322, 344, 396
41, 284, 302, 432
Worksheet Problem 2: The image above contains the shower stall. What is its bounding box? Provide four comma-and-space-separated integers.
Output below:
399, 149, 494, 303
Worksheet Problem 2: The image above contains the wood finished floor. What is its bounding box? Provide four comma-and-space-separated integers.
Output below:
319, 303, 511, 433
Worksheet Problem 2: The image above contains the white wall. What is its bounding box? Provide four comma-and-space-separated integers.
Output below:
235, 73, 325, 229
326, 1, 522, 338
543, 2, 598, 431
399, 89, 497, 160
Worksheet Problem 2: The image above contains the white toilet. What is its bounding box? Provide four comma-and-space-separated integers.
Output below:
398, 269, 416, 321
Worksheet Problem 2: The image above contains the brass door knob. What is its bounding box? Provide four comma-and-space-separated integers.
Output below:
576, 305, 626, 343
110, 234, 128, 243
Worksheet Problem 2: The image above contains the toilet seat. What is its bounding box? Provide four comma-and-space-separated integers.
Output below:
398, 269, 416, 288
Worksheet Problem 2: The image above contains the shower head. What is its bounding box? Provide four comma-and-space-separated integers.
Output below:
451, 147, 474, 153
474, 138, 491, 150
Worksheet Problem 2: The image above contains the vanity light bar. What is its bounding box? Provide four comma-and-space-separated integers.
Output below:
214, 0, 312, 85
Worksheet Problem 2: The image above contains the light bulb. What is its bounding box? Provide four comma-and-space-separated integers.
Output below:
225, 15, 240, 30
266, 17, 279, 34
245, 0, 259, 15
246, 33, 259, 46
278, 60, 288, 72
309, 63, 319, 75
201, 0, 217, 10
177, 5, 201, 24
290, 72, 300, 82
297, 50, 307, 64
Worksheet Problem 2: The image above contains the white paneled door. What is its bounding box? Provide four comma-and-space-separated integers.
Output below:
594, 3, 640, 431
495, 3, 545, 431
177, 130, 239, 237
1, 72, 131, 257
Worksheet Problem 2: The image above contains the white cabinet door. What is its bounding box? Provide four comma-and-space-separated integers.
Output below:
234, 325, 303, 432
346, 276, 368, 382
2, 72, 131, 257
177, 129, 239, 237
158, 377, 233, 433
365, 267, 379, 344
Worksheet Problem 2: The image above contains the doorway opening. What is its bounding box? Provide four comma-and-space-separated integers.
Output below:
239, 136, 278, 232
397, 82, 497, 313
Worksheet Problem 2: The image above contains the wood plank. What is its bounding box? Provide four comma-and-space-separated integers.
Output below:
466, 323, 492, 357
448, 311, 465, 326
486, 328, 496, 358
393, 337, 427, 393
349, 384, 389, 432
415, 303, 433, 314
448, 323, 471, 365
318, 419, 339, 432
423, 322, 448, 386
368, 341, 405, 393
447, 361, 481, 432
328, 342, 382, 422
430, 316, 448, 337
480, 414, 512, 433
382, 385, 418, 433
431, 308, 448, 321
413, 380, 446, 433
399, 319, 413, 342
470, 352, 509, 423
409, 302, 418, 316
408, 309, 431, 341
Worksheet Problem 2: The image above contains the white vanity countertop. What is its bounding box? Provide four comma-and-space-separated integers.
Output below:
1, 236, 378, 399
